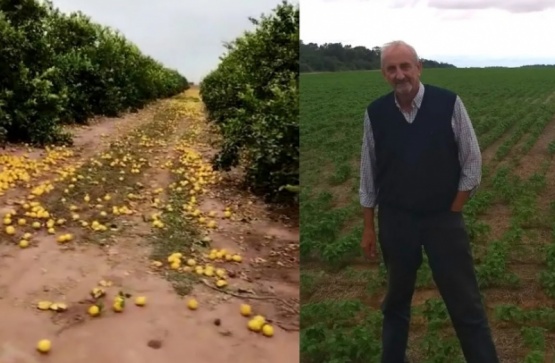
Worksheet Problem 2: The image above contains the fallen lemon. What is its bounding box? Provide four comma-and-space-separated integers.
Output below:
88, 305, 100, 317
240, 304, 252, 316
37, 301, 52, 310
37, 339, 51, 353
262, 324, 274, 337
113, 302, 123, 312
19, 240, 29, 248
135, 296, 146, 306
254, 315, 266, 324
187, 299, 198, 310
248, 318, 263, 332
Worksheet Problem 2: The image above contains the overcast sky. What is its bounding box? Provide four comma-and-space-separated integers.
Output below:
50, 0, 294, 83
301, 0, 555, 67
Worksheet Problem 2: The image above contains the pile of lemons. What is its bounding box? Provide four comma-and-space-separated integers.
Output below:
0, 146, 74, 196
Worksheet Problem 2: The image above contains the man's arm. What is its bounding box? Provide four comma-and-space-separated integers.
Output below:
451, 95, 482, 211
360, 110, 378, 228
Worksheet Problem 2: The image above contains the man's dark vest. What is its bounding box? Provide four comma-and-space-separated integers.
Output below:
366, 84, 460, 213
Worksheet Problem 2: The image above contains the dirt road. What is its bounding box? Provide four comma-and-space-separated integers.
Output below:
0, 88, 299, 363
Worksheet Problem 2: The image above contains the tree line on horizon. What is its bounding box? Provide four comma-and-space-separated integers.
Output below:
300, 40, 456, 73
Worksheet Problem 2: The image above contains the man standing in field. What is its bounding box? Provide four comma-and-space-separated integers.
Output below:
359, 40, 500, 363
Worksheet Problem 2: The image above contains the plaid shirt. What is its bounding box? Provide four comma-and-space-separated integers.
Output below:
359, 82, 482, 208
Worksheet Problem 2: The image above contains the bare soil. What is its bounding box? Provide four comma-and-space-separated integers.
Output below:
0, 92, 299, 362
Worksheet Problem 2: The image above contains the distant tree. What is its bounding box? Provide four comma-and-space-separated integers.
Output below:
300, 40, 456, 73
519, 64, 555, 68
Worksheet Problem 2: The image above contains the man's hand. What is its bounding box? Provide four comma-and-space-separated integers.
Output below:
451, 190, 471, 212
361, 229, 378, 259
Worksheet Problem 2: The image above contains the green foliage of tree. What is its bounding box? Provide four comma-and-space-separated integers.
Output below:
200, 0, 299, 203
0, 0, 189, 145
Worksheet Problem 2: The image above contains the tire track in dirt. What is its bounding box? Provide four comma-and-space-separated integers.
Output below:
0, 90, 299, 362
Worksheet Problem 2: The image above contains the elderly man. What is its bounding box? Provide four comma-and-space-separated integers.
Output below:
359, 40, 499, 363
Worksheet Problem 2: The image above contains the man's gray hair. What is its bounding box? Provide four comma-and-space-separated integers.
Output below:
380, 40, 420, 67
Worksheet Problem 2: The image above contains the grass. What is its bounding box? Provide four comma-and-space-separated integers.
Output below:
300, 67, 555, 362
31, 102, 181, 245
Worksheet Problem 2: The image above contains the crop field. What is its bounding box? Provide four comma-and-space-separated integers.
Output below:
300, 68, 555, 362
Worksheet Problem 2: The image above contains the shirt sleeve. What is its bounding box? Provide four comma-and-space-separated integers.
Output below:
359, 110, 378, 208
452, 95, 482, 197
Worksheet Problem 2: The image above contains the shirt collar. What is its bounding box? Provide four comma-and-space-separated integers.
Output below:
394, 81, 424, 110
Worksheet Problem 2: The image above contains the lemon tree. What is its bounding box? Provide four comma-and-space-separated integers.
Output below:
0, 0, 189, 146
199, 0, 299, 203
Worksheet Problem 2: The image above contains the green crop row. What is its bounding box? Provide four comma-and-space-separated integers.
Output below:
300, 67, 555, 361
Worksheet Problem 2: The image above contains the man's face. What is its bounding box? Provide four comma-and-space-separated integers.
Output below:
381, 45, 422, 97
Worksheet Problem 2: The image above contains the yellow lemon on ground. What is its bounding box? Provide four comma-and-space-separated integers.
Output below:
254, 315, 266, 324
248, 318, 263, 332
88, 305, 100, 316
135, 296, 146, 306
5, 226, 15, 235
187, 299, 198, 310
113, 301, 124, 312
216, 279, 227, 288
19, 240, 29, 248
240, 304, 252, 316
262, 324, 274, 337
232, 254, 242, 262
36, 339, 51, 353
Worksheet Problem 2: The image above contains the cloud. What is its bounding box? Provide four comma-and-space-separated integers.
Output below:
434, 9, 477, 20
387, 0, 555, 12
387, 0, 421, 7
428, 0, 555, 13
49, 0, 287, 83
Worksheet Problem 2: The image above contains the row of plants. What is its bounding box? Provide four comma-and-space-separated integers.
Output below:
0, 0, 189, 145
199, 1, 299, 202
